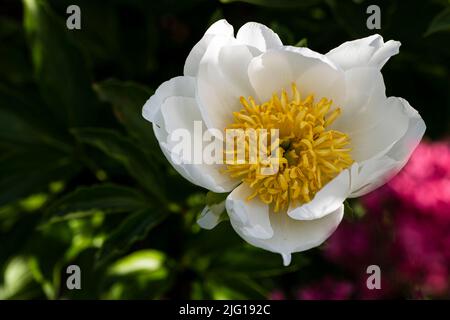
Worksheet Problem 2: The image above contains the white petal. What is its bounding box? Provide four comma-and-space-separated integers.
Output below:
349, 97, 426, 197
349, 97, 409, 162
332, 67, 386, 126
161, 96, 199, 133
159, 96, 238, 192
197, 201, 226, 230
142, 76, 196, 124
229, 204, 344, 266
326, 34, 400, 71
159, 143, 237, 193
142, 76, 196, 145
288, 168, 350, 220
247, 46, 344, 104
196, 37, 257, 132
184, 19, 234, 77
225, 184, 274, 239
236, 22, 283, 52
349, 158, 398, 198
383, 98, 426, 162
217, 44, 258, 100
142, 77, 238, 193
205, 19, 234, 35
332, 67, 409, 162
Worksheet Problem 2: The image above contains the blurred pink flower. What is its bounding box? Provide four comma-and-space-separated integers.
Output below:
324, 140, 450, 298
268, 290, 286, 300
388, 141, 450, 219
297, 277, 354, 300
394, 212, 449, 295
270, 141, 450, 300
325, 220, 371, 270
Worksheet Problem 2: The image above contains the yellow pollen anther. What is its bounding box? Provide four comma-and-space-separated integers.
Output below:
224, 83, 353, 212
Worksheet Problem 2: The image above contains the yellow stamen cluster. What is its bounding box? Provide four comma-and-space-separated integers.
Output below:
224, 83, 353, 212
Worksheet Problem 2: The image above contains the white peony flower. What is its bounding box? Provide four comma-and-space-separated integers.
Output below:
142, 20, 426, 265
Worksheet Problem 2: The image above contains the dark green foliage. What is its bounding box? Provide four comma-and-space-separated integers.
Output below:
46, 183, 148, 219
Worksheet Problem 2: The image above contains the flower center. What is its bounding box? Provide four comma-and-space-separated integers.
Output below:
224, 83, 353, 212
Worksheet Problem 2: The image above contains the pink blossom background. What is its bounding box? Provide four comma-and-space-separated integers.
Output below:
271, 140, 450, 300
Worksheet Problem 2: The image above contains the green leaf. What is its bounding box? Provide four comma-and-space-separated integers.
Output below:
23, 0, 99, 127
108, 249, 166, 276
103, 250, 172, 299
425, 7, 450, 36
72, 128, 166, 200
0, 211, 42, 266
344, 200, 354, 216
49, 0, 120, 65
0, 84, 70, 151
0, 148, 80, 206
97, 207, 167, 264
295, 38, 308, 47
344, 199, 365, 221
206, 275, 269, 299
0, 16, 32, 86
207, 246, 305, 278
0, 16, 21, 39
93, 79, 158, 149
0, 256, 39, 300
187, 223, 242, 259
27, 256, 56, 299
220, 0, 320, 8
205, 191, 228, 206
208, 9, 225, 27
325, 0, 367, 38
46, 183, 148, 220
269, 21, 295, 45
188, 223, 306, 278
0, 108, 44, 148
0, 38, 32, 86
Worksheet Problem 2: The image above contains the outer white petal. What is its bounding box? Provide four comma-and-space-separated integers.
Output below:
228, 203, 344, 266
225, 184, 273, 239
142, 76, 238, 192
160, 96, 238, 192
332, 67, 386, 129
196, 37, 258, 132
382, 98, 426, 163
142, 76, 196, 125
332, 67, 409, 162
184, 19, 234, 77
349, 158, 398, 198
287, 168, 350, 220
197, 201, 226, 230
236, 22, 283, 52
349, 97, 426, 197
326, 34, 401, 71
247, 46, 345, 104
